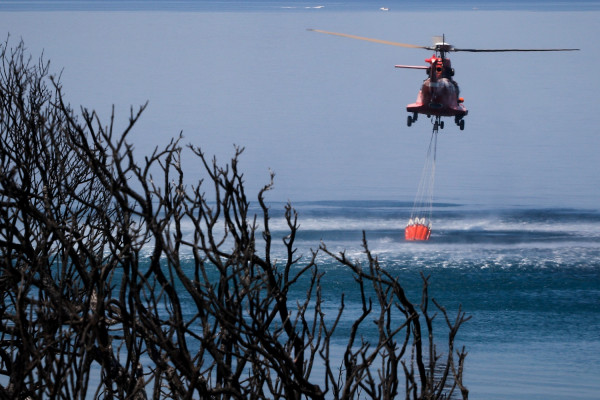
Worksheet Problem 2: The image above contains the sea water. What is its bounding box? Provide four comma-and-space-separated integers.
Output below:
169, 199, 600, 398
1, 0, 599, 398
261, 200, 600, 399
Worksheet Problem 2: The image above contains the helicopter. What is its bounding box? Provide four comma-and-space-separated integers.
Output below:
308, 29, 579, 131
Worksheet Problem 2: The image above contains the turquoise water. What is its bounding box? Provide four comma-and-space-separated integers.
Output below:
159, 199, 600, 398
168, 199, 600, 398
263, 200, 600, 399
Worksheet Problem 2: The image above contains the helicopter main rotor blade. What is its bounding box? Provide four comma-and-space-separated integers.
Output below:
453, 47, 580, 52
308, 29, 580, 52
307, 29, 427, 49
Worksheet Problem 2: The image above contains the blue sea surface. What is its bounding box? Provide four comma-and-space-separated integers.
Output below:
143, 199, 600, 398
159, 199, 600, 398
1, 0, 600, 11
258, 200, 600, 399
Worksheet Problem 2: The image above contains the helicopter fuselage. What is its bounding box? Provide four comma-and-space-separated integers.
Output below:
400, 55, 467, 130
408, 77, 467, 118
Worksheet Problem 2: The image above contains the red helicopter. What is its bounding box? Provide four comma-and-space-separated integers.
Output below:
308, 29, 579, 131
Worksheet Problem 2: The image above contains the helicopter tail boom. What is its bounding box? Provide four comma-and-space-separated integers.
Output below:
395, 65, 428, 69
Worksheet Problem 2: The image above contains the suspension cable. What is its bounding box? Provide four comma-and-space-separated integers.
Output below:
409, 117, 439, 226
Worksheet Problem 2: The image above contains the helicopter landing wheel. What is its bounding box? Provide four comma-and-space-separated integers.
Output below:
407, 115, 412, 127
459, 119, 465, 131
440, 121, 445, 129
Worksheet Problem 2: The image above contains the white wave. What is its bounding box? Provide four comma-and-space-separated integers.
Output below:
267, 214, 600, 236
435, 217, 600, 237
267, 216, 406, 232
111, 209, 600, 264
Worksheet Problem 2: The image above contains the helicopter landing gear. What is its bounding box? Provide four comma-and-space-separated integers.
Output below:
454, 116, 465, 131
432, 116, 443, 132
407, 112, 418, 127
